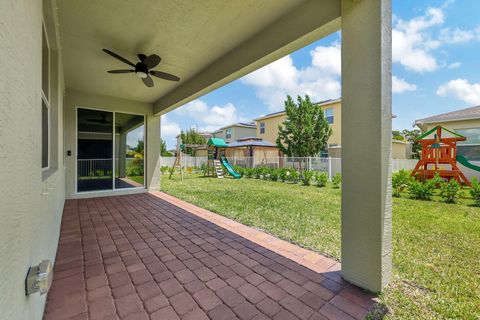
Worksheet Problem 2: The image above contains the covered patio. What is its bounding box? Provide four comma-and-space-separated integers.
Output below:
44, 193, 376, 320
1, 0, 392, 319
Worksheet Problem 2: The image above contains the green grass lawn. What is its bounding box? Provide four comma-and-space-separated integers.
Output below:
161, 175, 480, 319
128, 175, 144, 185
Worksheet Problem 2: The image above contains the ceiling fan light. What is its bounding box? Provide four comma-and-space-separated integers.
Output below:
135, 71, 148, 79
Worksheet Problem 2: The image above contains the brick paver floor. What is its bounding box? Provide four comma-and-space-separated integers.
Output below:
44, 192, 378, 320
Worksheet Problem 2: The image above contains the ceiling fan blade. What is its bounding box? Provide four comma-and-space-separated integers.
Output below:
142, 75, 154, 88
143, 54, 161, 69
138, 54, 147, 62
102, 49, 136, 67
149, 70, 180, 81
107, 69, 134, 73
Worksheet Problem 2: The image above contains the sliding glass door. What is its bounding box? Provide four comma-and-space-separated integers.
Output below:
115, 113, 145, 189
76, 108, 145, 192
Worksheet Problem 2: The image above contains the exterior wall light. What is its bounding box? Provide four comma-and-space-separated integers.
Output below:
25, 260, 53, 296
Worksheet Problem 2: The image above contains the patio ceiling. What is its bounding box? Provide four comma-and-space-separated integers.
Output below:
57, 0, 340, 114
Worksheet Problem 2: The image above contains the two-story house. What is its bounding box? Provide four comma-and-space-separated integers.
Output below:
254, 98, 342, 157
254, 98, 411, 158
212, 122, 257, 143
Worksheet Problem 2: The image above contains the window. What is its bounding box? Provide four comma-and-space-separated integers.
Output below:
226, 128, 232, 139
455, 128, 480, 161
259, 122, 265, 134
324, 108, 334, 124
41, 25, 50, 169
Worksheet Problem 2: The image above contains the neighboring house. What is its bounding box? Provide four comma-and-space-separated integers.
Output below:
254, 98, 411, 158
254, 98, 342, 157
415, 105, 480, 161
212, 122, 257, 143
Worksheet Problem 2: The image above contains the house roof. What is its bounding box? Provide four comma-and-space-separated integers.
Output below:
253, 98, 341, 121
415, 105, 480, 126
214, 122, 257, 132
228, 139, 277, 148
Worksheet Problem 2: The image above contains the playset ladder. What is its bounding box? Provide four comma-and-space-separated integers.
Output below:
213, 159, 224, 178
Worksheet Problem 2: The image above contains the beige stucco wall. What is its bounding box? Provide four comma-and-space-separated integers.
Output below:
0, 0, 66, 318
64, 90, 161, 198
392, 141, 410, 159
256, 100, 342, 147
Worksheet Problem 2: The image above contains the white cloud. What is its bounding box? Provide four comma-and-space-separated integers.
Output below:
392, 6, 445, 72
241, 45, 341, 112
392, 76, 417, 93
161, 114, 181, 138
174, 99, 243, 130
437, 79, 480, 105
447, 61, 461, 69
439, 27, 478, 44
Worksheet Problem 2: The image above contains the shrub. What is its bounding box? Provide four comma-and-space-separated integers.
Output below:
315, 172, 328, 187
409, 179, 435, 201
332, 173, 342, 188
440, 179, 461, 203
286, 169, 299, 183
233, 165, 244, 177
262, 167, 272, 180
160, 166, 169, 174
253, 167, 262, 179
301, 170, 314, 186
244, 168, 254, 178
95, 170, 104, 177
470, 177, 480, 206
278, 168, 289, 182
269, 168, 279, 181
392, 170, 410, 197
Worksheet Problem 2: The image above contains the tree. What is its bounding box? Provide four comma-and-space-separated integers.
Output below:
276, 95, 332, 157
402, 129, 422, 159
134, 140, 144, 156
180, 128, 207, 156
392, 130, 404, 141
160, 139, 173, 157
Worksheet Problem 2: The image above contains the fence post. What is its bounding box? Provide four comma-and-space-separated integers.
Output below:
328, 157, 332, 180
308, 157, 311, 171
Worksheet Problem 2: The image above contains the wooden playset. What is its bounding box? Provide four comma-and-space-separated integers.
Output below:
204, 138, 241, 179
410, 126, 471, 186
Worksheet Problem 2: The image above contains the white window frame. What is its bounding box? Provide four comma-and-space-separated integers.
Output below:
259, 122, 265, 134
226, 128, 232, 139
324, 108, 334, 125
41, 23, 51, 171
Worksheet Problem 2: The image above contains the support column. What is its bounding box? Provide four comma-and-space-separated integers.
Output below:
146, 114, 161, 191
341, 0, 392, 292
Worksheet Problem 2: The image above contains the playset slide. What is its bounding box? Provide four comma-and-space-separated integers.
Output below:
456, 155, 480, 172
220, 156, 241, 179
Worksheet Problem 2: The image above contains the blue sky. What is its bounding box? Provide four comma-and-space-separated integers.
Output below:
162, 0, 480, 149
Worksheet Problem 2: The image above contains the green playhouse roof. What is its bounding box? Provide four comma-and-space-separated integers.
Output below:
416, 125, 466, 141
207, 138, 228, 147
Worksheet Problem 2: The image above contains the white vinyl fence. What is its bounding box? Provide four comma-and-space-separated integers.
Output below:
161, 156, 418, 179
